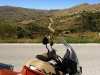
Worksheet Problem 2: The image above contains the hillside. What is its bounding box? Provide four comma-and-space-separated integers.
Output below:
0, 3, 100, 43
52, 3, 100, 17
0, 6, 58, 22
0, 3, 100, 22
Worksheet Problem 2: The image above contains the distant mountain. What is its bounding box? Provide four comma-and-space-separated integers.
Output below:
52, 3, 100, 17
0, 3, 100, 22
0, 3, 100, 23
0, 6, 58, 22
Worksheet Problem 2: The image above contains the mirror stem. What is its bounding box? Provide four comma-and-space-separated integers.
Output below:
46, 45, 50, 52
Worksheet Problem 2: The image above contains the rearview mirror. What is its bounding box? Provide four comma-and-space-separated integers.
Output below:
50, 41, 54, 46
42, 37, 49, 45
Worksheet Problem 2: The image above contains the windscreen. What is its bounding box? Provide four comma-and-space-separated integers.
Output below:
60, 37, 79, 64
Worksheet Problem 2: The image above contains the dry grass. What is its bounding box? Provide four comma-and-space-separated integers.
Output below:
19, 20, 34, 24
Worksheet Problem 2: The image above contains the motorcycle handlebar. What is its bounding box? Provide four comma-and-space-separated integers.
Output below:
36, 48, 62, 63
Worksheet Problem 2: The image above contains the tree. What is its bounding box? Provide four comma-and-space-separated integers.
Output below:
0, 20, 18, 39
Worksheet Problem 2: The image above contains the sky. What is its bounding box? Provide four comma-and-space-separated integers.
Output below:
0, 0, 100, 10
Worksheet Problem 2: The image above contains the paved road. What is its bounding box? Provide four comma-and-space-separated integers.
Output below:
0, 43, 100, 75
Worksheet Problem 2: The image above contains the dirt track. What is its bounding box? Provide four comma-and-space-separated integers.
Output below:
0, 43, 100, 75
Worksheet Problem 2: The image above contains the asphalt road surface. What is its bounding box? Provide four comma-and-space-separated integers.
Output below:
0, 43, 100, 75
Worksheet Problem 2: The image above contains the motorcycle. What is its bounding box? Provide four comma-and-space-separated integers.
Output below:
0, 37, 82, 75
